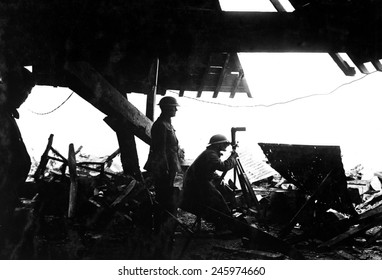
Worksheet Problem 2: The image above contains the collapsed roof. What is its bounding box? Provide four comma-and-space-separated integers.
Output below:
1, 0, 381, 97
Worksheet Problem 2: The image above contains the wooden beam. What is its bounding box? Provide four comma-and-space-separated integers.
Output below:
243, 77, 252, 98
146, 58, 159, 121
278, 170, 333, 238
348, 54, 370, 74
230, 69, 244, 98
318, 215, 382, 249
34, 134, 54, 181
213, 53, 231, 98
329, 53, 356, 76
68, 143, 78, 218
269, 0, 287, 12
65, 61, 152, 144
197, 57, 213, 97
104, 116, 143, 180
371, 60, 382, 71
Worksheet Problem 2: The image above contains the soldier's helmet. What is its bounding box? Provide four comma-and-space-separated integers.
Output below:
158, 96, 179, 107
208, 134, 230, 146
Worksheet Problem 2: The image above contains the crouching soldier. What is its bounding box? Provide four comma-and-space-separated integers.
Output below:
180, 134, 238, 231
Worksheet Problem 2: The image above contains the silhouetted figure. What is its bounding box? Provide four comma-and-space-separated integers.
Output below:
144, 96, 182, 258
0, 67, 35, 257
180, 134, 238, 230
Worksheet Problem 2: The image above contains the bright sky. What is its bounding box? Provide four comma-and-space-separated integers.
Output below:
15, 0, 382, 178
17, 52, 382, 177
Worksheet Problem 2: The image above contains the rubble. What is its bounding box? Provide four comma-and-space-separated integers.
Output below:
7, 137, 382, 260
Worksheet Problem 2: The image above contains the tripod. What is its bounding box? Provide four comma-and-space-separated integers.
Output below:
221, 127, 260, 212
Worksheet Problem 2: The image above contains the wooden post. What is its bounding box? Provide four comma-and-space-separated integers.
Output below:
213, 53, 230, 98
68, 143, 78, 218
104, 116, 142, 180
34, 134, 54, 181
146, 58, 159, 121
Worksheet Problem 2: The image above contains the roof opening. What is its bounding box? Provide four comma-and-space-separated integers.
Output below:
219, 0, 294, 12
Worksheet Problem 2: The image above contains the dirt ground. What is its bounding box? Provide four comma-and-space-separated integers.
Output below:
5, 206, 382, 260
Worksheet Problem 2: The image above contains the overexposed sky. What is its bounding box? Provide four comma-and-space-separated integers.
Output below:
17, 52, 382, 175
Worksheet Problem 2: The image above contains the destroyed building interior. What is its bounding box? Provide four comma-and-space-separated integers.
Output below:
1, 0, 382, 260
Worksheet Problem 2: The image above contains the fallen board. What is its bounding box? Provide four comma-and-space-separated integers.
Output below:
258, 143, 355, 216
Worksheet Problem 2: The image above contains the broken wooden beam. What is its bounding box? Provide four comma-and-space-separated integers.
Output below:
329, 53, 356, 76
230, 69, 244, 98
197, 56, 213, 97
213, 53, 230, 98
64, 61, 152, 144
68, 143, 78, 218
34, 134, 54, 181
318, 213, 382, 250
213, 245, 285, 259
364, 226, 382, 248
279, 169, 333, 238
146, 58, 159, 121
111, 180, 137, 208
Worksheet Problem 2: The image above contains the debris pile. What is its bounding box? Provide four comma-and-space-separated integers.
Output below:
9, 136, 382, 260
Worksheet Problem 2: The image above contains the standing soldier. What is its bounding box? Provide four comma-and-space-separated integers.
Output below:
0, 67, 36, 257
144, 96, 182, 238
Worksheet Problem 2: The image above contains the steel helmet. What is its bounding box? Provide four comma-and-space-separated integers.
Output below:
158, 96, 179, 107
208, 134, 230, 146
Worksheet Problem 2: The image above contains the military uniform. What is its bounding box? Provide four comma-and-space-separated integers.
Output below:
180, 147, 236, 223
144, 114, 181, 227
0, 107, 31, 250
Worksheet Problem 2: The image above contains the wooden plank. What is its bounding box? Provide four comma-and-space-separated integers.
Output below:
110, 180, 137, 207
213, 53, 231, 98
50, 146, 68, 162
236, 158, 260, 210
334, 250, 357, 260
318, 216, 382, 249
68, 143, 78, 218
371, 60, 382, 71
364, 226, 382, 247
269, 0, 287, 12
278, 170, 333, 238
329, 53, 356, 76
146, 58, 159, 121
197, 57, 212, 97
65, 61, 152, 144
348, 53, 370, 74
104, 116, 143, 180
34, 134, 54, 181
213, 245, 285, 259
230, 69, 244, 98
358, 203, 382, 221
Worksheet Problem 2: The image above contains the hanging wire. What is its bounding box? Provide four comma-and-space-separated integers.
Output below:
172, 71, 379, 108
28, 91, 74, 115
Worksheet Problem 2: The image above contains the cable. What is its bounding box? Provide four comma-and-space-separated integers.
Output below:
172, 71, 379, 108
28, 91, 74, 115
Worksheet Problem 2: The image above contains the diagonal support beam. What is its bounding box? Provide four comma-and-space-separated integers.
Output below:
197, 56, 213, 97
65, 61, 152, 144
329, 53, 356, 76
269, 0, 287, 12
213, 53, 231, 98
348, 53, 370, 74
371, 60, 382, 71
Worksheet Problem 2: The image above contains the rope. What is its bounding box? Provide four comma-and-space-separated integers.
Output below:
28, 91, 74, 115
171, 71, 379, 108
